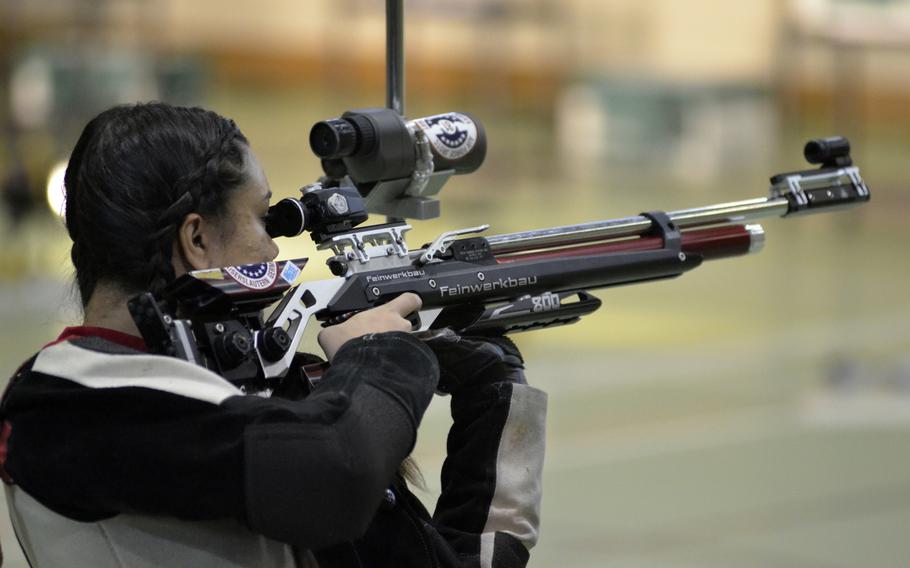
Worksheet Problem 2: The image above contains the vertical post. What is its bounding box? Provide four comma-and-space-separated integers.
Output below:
385, 0, 406, 223
386, 0, 404, 115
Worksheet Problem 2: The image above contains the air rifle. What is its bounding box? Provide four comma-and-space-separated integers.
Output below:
128, 110, 869, 391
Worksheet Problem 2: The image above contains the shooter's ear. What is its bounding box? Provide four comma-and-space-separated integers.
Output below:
175, 212, 219, 273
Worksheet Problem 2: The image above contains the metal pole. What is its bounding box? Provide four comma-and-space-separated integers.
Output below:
386, 0, 405, 115
385, 0, 407, 224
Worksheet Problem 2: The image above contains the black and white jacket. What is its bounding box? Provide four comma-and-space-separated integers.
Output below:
0, 327, 546, 568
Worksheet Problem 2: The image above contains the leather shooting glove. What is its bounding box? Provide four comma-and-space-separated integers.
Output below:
418, 328, 526, 395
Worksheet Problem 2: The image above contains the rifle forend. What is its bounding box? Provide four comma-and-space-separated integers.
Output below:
129, 137, 870, 389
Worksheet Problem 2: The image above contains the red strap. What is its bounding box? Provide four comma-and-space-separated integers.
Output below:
0, 420, 13, 484
49, 326, 147, 352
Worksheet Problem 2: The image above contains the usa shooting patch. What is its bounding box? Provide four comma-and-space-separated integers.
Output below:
417, 113, 477, 161
225, 263, 278, 290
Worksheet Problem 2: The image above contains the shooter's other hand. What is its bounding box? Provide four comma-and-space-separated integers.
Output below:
317, 293, 422, 362
419, 329, 526, 395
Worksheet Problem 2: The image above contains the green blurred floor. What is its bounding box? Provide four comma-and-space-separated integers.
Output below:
408, 334, 910, 567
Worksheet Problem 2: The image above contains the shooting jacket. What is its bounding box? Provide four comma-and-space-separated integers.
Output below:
0, 327, 546, 568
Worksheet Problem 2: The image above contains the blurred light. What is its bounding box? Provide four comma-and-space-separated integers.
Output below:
46, 161, 67, 218
11, 55, 53, 130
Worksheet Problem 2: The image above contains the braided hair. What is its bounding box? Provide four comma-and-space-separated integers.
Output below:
64, 103, 249, 306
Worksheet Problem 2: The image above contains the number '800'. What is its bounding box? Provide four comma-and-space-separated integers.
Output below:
530, 293, 560, 313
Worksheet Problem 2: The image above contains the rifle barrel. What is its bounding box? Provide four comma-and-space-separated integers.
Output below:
495, 224, 764, 264
486, 197, 788, 254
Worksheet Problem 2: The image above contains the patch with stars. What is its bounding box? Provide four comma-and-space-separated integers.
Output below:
224, 262, 278, 290
415, 113, 478, 161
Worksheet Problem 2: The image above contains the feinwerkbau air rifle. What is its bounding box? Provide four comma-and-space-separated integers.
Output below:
127, 110, 869, 390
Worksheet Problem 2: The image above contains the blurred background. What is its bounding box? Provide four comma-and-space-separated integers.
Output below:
0, 0, 908, 566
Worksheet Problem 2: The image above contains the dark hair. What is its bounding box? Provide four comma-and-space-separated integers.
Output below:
64, 102, 249, 305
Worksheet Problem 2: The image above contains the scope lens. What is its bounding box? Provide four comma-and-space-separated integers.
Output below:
310, 119, 358, 159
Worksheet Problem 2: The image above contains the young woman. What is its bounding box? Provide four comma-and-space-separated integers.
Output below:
0, 102, 547, 568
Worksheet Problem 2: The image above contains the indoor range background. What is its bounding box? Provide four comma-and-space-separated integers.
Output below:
1, 1, 909, 566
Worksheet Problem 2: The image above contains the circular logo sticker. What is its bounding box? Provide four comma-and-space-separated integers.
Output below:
225, 263, 278, 290
416, 113, 477, 161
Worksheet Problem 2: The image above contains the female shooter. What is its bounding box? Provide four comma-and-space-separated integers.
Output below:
0, 102, 547, 567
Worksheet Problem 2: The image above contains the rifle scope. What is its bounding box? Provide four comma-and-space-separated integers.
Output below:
310, 108, 486, 185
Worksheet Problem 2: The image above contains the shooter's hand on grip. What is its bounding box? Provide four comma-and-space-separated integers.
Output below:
317, 293, 422, 361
